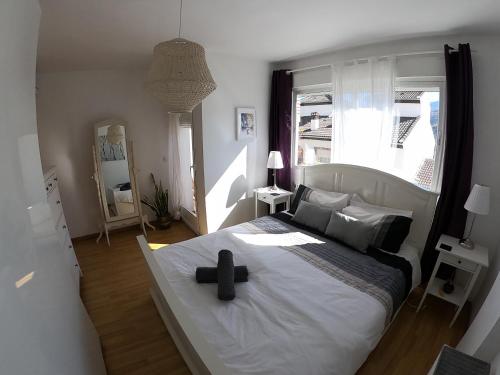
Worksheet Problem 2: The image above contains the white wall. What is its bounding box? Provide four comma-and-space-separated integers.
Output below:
0, 1, 105, 373
101, 159, 130, 188
277, 34, 500, 316
201, 52, 272, 233
36, 54, 273, 237
492, 350, 500, 375
458, 272, 500, 363
36, 70, 170, 237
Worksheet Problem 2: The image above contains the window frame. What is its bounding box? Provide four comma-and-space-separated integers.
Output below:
291, 84, 334, 168
395, 77, 446, 192
291, 78, 446, 193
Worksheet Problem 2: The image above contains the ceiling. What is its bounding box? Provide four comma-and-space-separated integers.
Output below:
38, 0, 500, 72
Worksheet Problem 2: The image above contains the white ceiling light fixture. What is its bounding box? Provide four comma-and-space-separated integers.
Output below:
145, 0, 216, 113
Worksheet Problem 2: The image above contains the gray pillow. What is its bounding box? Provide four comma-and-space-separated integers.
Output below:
291, 200, 332, 233
325, 211, 375, 253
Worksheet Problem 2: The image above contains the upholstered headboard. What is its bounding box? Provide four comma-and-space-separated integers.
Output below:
294, 164, 439, 254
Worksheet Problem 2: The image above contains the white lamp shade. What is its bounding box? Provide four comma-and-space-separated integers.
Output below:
464, 184, 490, 215
267, 151, 284, 169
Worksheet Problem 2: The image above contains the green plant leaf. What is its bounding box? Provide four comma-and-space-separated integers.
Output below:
141, 173, 169, 218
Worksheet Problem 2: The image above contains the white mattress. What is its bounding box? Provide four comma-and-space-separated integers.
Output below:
153, 221, 420, 375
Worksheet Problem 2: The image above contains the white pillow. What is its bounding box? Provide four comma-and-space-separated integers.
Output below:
308, 188, 350, 211
349, 193, 413, 218
342, 205, 386, 226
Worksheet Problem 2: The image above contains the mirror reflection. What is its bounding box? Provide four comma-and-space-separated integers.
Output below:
97, 123, 135, 217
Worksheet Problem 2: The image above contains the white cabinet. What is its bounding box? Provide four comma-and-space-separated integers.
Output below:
417, 234, 489, 327
44, 167, 81, 290
0, 2, 105, 373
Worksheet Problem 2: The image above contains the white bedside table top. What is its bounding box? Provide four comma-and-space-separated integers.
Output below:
437, 234, 489, 268
254, 187, 293, 196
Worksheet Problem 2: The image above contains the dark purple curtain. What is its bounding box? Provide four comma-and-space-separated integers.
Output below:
421, 44, 474, 282
268, 70, 293, 190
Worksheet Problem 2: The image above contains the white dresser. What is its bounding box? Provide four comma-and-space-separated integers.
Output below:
44, 167, 81, 290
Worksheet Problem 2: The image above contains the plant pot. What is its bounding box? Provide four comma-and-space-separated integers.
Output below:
157, 216, 171, 230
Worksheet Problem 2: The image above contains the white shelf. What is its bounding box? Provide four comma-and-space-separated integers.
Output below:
417, 234, 489, 327
428, 278, 465, 306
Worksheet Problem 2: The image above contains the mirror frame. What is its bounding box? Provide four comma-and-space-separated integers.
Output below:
94, 118, 140, 222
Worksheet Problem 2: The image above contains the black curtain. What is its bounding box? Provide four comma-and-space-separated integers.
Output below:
421, 44, 474, 282
268, 70, 293, 190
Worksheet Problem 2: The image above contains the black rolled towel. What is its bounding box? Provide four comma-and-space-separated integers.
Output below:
196, 266, 248, 283
217, 250, 235, 301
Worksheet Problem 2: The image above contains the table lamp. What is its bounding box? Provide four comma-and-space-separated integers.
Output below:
267, 151, 283, 190
460, 184, 490, 249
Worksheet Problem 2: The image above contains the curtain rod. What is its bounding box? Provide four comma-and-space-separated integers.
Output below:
285, 49, 476, 75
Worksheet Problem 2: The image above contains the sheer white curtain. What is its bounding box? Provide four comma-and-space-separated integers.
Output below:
167, 113, 184, 220
333, 57, 396, 169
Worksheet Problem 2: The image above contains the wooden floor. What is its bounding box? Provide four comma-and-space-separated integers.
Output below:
74, 222, 469, 375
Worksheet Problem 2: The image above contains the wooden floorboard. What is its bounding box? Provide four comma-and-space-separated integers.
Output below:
74, 222, 195, 375
74, 222, 468, 375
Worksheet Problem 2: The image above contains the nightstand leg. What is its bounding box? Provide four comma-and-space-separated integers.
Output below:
416, 290, 428, 313
254, 195, 258, 218
270, 202, 276, 214
286, 197, 290, 211
417, 257, 442, 313
450, 268, 480, 327
450, 306, 463, 327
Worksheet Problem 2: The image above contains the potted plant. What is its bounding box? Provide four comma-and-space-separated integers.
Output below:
141, 173, 171, 229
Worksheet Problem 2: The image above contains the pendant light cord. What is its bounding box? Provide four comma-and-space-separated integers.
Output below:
178, 0, 183, 38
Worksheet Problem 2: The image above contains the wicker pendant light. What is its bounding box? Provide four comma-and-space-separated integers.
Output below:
106, 122, 125, 145
145, 0, 216, 113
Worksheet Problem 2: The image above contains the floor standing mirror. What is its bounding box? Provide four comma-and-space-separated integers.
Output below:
92, 118, 153, 245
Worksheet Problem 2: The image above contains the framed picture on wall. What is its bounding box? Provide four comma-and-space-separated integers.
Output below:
236, 107, 256, 140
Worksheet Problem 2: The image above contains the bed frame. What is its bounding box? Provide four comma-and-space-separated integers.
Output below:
139, 164, 439, 375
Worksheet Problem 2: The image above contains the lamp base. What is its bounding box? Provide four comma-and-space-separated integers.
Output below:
269, 169, 279, 191
459, 237, 475, 250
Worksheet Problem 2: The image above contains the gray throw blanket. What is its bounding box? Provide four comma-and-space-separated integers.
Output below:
242, 216, 410, 325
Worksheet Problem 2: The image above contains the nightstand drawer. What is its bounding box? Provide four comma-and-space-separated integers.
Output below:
440, 253, 477, 272
258, 194, 273, 203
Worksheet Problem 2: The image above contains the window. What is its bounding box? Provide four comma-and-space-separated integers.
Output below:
294, 91, 333, 166
391, 83, 444, 191
292, 79, 445, 192
179, 123, 197, 214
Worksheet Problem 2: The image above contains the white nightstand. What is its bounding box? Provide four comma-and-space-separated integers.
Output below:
417, 234, 489, 327
254, 187, 293, 218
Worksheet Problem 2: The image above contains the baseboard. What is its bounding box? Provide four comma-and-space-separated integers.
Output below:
72, 224, 144, 243
181, 207, 200, 235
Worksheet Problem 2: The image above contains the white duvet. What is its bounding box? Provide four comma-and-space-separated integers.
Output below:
153, 220, 420, 375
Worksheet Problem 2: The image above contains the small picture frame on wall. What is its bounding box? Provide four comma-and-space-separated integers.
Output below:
236, 107, 256, 140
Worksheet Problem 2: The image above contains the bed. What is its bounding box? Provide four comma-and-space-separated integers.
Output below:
138, 164, 439, 375
107, 186, 134, 216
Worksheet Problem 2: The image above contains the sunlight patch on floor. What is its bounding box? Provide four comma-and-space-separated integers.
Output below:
16, 271, 34, 288
148, 243, 169, 251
